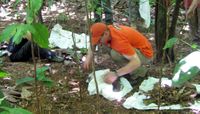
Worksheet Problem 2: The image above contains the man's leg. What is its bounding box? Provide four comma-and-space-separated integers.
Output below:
9, 41, 32, 62
37, 47, 64, 62
188, 9, 198, 42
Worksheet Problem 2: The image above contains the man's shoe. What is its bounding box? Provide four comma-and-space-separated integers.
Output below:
50, 56, 64, 62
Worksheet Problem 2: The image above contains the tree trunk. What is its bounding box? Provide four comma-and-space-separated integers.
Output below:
167, 0, 182, 62
155, 0, 168, 62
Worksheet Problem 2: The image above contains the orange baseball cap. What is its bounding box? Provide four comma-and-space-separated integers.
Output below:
90, 22, 107, 45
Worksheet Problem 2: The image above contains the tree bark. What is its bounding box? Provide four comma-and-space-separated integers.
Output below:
167, 0, 182, 62
155, 0, 168, 62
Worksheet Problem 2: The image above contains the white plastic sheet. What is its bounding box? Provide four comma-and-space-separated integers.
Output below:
172, 51, 200, 86
87, 69, 133, 101
49, 24, 89, 49
123, 77, 200, 111
139, 0, 151, 28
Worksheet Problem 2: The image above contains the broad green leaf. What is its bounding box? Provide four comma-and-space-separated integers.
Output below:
12, 24, 30, 44
163, 37, 178, 50
36, 66, 49, 77
0, 111, 9, 114
30, 0, 42, 13
41, 78, 54, 87
13, 24, 36, 44
0, 106, 32, 114
0, 24, 18, 43
36, 66, 53, 87
16, 77, 34, 86
32, 23, 49, 48
0, 70, 8, 78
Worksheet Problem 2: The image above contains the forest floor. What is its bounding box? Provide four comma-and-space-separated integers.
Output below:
0, 0, 200, 114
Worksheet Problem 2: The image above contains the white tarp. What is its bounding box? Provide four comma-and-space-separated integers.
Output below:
172, 51, 200, 86
123, 77, 200, 112
139, 0, 151, 28
87, 69, 133, 101
49, 24, 89, 49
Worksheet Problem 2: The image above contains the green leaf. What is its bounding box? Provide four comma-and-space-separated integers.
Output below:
0, 24, 18, 43
0, 70, 8, 78
191, 44, 198, 49
0, 107, 32, 114
16, 77, 34, 86
12, 24, 28, 44
26, 9, 34, 24
0, 97, 6, 105
0, 111, 9, 114
13, 24, 36, 44
0, 91, 11, 108
30, 0, 42, 13
36, 66, 49, 76
31, 23, 49, 48
41, 78, 54, 87
36, 66, 54, 87
163, 37, 178, 50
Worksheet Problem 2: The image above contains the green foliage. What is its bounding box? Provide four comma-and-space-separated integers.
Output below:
0, 97, 6, 105
0, 23, 49, 48
16, 77, 34, 86
173, 61, 186, 74
0, 107, 32, 114
0, 70, 9, 78
191, 44, 198, 49
57, 13, 69, 21
26, 0, 43, 24
16, 66, 54, 87
13, 0, 20, 9
36, 66, 54, 87
172, 65, 200, 87
0, 24, 19, 42
80, 48, 87, 54
0, 91, 12, 109
31, 23, 49, 48
163, 37, 178, 50
30, 0, 42, 13
87, 0, 103, 15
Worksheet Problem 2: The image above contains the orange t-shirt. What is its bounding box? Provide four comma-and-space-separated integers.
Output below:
107, 25, 153, 58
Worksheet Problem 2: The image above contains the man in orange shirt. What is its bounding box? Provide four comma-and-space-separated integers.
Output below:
83, 22, 153, 86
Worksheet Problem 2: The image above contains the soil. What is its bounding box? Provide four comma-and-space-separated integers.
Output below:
0, 0, 199, 114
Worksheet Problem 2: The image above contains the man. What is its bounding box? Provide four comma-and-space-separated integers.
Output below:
184, 0, 200, 43
83, 22, 153, 85
7, 32, 64, 62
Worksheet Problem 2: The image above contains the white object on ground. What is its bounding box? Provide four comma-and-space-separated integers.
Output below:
139, 0, 151, 28
123, 77, 200, 111
49, 24, 89, 49
87, 69, 133, 101
172, 51, 200, 86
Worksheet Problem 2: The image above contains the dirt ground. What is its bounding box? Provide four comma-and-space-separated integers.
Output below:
0, 0, 199, 114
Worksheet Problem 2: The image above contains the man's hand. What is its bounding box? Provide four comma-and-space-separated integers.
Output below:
104, 71, 118, 84
83, 47, 93, 70
83, 56, 91, 70
186, 10, 194, 19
